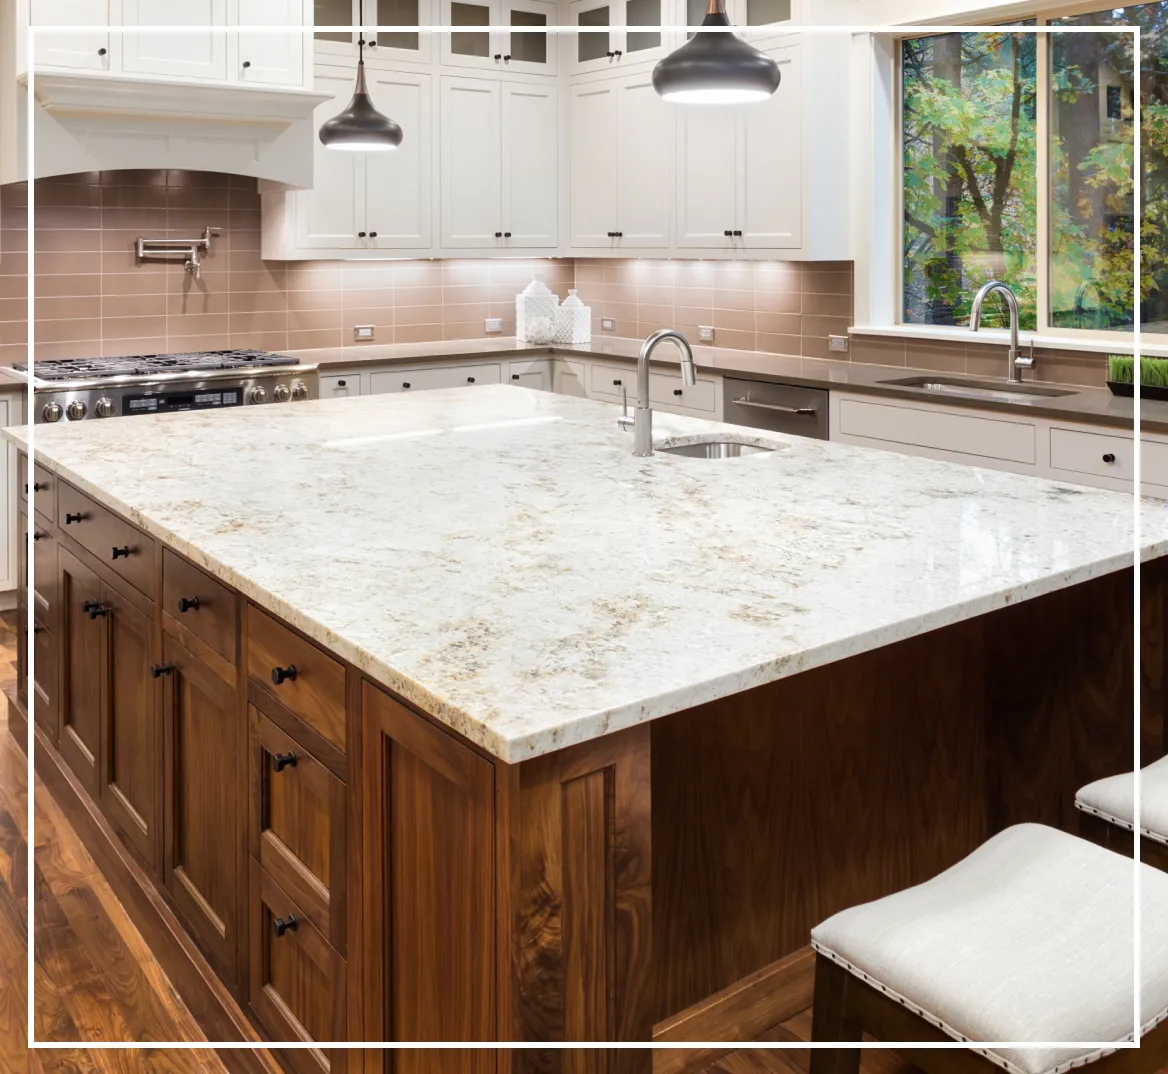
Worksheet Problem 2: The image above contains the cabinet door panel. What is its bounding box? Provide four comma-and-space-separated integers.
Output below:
122, 0, 229, 80
30, 0, 110, 71
58, 548, 103, 798
361, 683, 494, 1063
740, 46, 801, 249
569, 82, 618, 248
101, 580, 158, 869
676, 103, 739, 248
503, 0, 557, 74
236, 0, 306, 86
501, 82, 558, 248
365, 70, 432, 250
164, 634, 243, 980
616, 74, 672, 248
441, 76, 502, 249
296, 69, 368, 250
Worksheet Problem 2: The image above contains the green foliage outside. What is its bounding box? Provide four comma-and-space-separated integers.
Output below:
1108, 354, 1168, 384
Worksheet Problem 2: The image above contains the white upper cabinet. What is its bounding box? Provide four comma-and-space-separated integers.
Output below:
570, 72, 669, 249
676, 42, 801, 251
365, 68, 433, 249
121, 0, 229, 80
501, 0, 557, 76
683, 0, 796, 38
234, 0, 307, 86
501, 81, 557, 246
314, 0, 434, 66
438, 0, 556, 76
567, 0, 675, 74
441, 74, 557, 250
29, 0, 111, 71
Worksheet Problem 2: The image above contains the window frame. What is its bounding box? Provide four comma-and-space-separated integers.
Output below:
894, 4, 1145, 345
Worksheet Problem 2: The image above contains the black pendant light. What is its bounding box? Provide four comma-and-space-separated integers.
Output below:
652, 0, 781, 104
319, 0, 403, 151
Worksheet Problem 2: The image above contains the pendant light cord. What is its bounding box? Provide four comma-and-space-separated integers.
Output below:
357, 0, 366, 61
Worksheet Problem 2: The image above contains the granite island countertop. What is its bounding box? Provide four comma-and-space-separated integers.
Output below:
9, 386, 1168, 762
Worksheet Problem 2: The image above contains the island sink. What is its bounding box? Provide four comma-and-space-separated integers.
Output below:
6, 385, 1167, 1070
658, 435, 781, 459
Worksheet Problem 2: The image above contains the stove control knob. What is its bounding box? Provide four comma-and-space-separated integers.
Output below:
42, 402, 63, 423
94, 397, 114, 418
291, 381, 310, 401
249, 386, 267, 405
65, 400, 87, 421
273, 383, 291, 403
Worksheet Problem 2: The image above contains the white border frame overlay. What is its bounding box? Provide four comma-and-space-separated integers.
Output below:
22, 16, 1144, 1064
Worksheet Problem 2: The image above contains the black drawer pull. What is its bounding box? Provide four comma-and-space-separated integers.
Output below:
724, 230, 733, 237
673, 389, 683, 396
111, 546, 131, 560
25, 482, 46, 493
733, 230, 742, 237
402, 382, 411, 389
87, 604, 109, 620
64, 512, 83, 525
1103, 453, 1117, 464
273, 915, 298, 937
467, 376, 476, 383
511, 374, 520, 381
271, 664, 297, 686
81, 599, 98, 614
369, 231, 378, 238
32, 532, 45, 542
97, 47, 107, 56
504, 232, 512, 238
178, 596, 200, 613
358, 231, 367, 238
613, 379, 622, 386
33, 624, 45, 635
273, 751, 298, 773
150, 663, 173, 678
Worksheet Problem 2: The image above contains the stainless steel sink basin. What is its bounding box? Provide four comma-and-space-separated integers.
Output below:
880, 375, 1077, 404
657, 436, 780, 459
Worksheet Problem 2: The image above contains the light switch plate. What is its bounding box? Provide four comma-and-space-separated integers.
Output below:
829, 335, 850, 353
485, 317, 503, 333
601, 318, 616, 332
354, 324, 375, 342
698, 326, 715, 343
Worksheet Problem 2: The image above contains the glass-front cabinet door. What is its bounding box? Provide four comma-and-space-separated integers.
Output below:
570, 0, 674, 71
502, 0, 557, 74
314, 0, 433, 66
569, 0, 614, 72
688, 0, 794, 38
623, 0, 668, 62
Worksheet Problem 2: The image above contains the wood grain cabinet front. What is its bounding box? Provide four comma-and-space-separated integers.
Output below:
57, 546, 104, 798
249, 860, 347, 1074
162, 634, 245, 984
21, 509, 59, 634
162, 550, 239, 667
249, 707, 346, 951
19, 453, 58, 524
247, 606, 346, 754
58, 482, 157, 600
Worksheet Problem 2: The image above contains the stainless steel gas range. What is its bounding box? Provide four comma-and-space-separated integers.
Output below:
12, 349, 319, 423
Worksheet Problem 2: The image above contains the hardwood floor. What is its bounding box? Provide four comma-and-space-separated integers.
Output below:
0, 611, 231, 1073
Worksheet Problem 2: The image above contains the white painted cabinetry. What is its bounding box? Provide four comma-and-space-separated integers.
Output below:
507, 359, 554, 390
29, 0, 111, 71
369, 363, 503, 393
121, 0, 229, 80
438, 0, 558, 76
235, 0, 306, 86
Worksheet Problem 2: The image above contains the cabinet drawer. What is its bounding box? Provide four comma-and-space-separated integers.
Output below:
1049, 427, 1168, 487
162, 550, 239, 665
19, 455, 57, 522
58, 483, 157, 599
21, 510, 59, 634
369, 363, 502, 394
249, 860, 347, 1074
591, 362, 636, 399
319, 374, 363, 399
838, 398, 1036, 465
31, 617, 58, 742
247, 606, 346, 753
249, 709, 346, 951
649, 372, 717, 413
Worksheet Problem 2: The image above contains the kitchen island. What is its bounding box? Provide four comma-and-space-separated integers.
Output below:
8, 385, 1168, 1073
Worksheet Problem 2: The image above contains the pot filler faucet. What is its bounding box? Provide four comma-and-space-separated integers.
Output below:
631, 330, 697, 457
969, 280, 1035, 383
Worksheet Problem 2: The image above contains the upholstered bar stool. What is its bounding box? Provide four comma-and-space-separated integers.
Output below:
809, 824, 1168, 1074
1077, 755, 1168, 871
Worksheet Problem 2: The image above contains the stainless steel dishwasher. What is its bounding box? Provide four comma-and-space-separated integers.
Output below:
723, 377, 829, 440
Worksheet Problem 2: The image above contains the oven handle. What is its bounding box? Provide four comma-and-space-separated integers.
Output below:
732, 396, 819, 417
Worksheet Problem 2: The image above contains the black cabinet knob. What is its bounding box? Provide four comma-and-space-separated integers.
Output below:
97, 47, 107, 56
495, 231, 503, 238
494, 52, 502, 60
615, 231, 623, 237
613, 49, 622, 57
511, 374, 520, 381
724, 230, 733, 237
504, 231, 512, 238
178, 596, 200, 613
1103, 453, 1117, 464
358, 231, 367, 238
733, 230, 742, 237
111, 546, 131, 560
242, 60, 252, 68
369, 231, 378, 238
272, 751, 298, 773
64, 512, 83, 525
613, 379, 622, 386
467, 376, 476, 383
25, 482, 46, 493
32, 624, 45, 635
402, 382, 411, 389
81, 599, 98, 613
150, 663, 173, 678
606, 50, 615, 57
273, 915, 298, 937
337, 380, 347, 387
32, 532, 45, 542
503, 54, 512, 61
88, 604, 109, 620
673, 389, 683, 396
271, 664, 297, 686
607, 232, 615, 238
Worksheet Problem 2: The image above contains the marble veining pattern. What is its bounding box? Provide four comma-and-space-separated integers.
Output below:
9, 386, 1168, 762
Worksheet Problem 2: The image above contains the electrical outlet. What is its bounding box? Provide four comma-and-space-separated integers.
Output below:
601, 318, 616, 332
698, 326, 715, 343
485, 317, 503, 333
828, 335, 850, 353
354, 324, 375, 342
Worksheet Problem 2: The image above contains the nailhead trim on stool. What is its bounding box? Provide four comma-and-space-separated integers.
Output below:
1076, 755, 1168, 846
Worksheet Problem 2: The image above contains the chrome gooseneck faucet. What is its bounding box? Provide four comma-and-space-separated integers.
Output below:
632, 330, 697, 457
969, 280, 1035, 383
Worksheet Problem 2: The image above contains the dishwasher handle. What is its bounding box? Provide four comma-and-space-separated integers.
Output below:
732, 396, 819, 417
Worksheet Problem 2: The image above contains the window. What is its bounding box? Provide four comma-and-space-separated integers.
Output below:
901, 7, 1161, 338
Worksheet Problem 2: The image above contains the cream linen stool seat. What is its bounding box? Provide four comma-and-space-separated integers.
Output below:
809, 824, 1168, 1074
1076, 755, 1168, 870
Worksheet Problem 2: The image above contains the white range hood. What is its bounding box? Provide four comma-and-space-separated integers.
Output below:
15, 70, 330, 189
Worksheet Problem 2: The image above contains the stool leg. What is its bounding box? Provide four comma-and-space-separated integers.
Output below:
810, 954, 862, 1074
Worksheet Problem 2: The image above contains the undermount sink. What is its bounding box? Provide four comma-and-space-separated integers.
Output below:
880, 376, 1078, 404
657, 436, 781, 459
